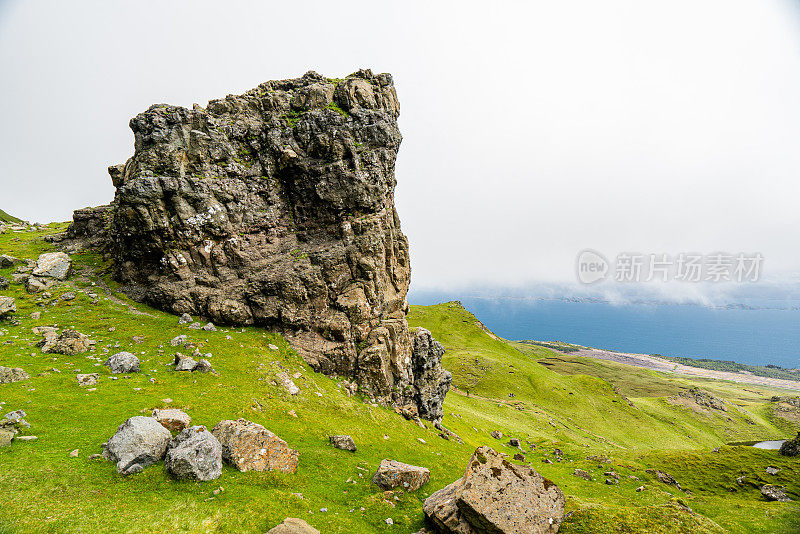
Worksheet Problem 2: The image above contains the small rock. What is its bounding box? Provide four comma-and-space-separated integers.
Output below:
152, 408, 191, 432
372, 459, 430, 491
513, 453, 526, 461
104, 352, 140, 374
69, 449, 79, 457
277, 372, 300, 395
761, 484, 792, 502
636, 485, 645, 492
329, 435, 357, 452
61, 292, 76, 301
194, 359, 214, 373
170, 335, 188, 347
268, 344, 279, 350
385, 518, 394, 525
574, 469, 592, 481
30, 311, 40, 320
178, 313, 192, 325
765, 466, 780, 475
89, 453, 102, 459
0, 296, 16, 318
266, 518, 320, 534
0, 366, 29, 384
508, 438, 520, 448
202, 322, 217, 332
490, 430, 503, 439
174, 353, 197, 371
76, 373, 99, 387
15, 435, 37, 441
188, 322, 203, 330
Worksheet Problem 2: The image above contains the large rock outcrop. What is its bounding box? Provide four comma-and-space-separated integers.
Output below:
67, 69, 450, 419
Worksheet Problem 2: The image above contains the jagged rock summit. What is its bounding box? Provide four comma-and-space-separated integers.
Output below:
66, 69, 451, 421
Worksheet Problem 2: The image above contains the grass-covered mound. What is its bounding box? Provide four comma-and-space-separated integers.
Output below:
0, 209, 22, 224
0, 225, 797, 533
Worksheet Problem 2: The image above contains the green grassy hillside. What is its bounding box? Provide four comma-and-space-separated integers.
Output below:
0, 209, 22, 224
0, 226, 797, 533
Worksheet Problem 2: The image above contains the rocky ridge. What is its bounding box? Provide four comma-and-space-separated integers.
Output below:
63, 69, 450, 421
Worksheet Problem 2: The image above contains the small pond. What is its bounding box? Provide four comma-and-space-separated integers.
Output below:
726, 439, 786, 449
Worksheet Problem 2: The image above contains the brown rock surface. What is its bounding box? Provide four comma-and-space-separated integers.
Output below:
423, 446, 565, 534
211, 418, 298, 473
372, 459, 430, 491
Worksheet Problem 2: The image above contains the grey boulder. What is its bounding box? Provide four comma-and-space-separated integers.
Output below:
104, 351, 141, 374
0, 296, 16, 318
32, 252, 71, 280
164, 425, 222, 481
0, 366, 29, 384
329, 435, 357, 452
103, 416, 172, 475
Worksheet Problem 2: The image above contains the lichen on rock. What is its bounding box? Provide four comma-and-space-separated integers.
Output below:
67, 69, 450, 419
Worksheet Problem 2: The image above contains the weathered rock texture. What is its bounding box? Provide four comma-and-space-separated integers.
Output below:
423, 446, 565, 534
211, 418, 298, 473
164, 425, 222, 481
372, 459, 430, 491
780, 432, 800, 457
103, 416, 172, 475
68, 69, 450, 419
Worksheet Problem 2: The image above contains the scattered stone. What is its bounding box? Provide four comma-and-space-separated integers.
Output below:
0, 277, 8, 290
761, 485, 792, 502
202, 322, 217, 332
15, 435, 37, 441
174, 353, 197, 371
89, 453, 102, 460
329, 435, 357, 452
266, 518, 320, 534
573, 469, 592, 481
490, 430, 503, 439
0, 254, 21, 268
385, 518, 394, 525
268, 344, 279, 351
765, 466, 780, 475
513, 453, 526, 462
170, 335, 188, 347
0, 366, 29, 384
188, 322, 203, 330
646, 469, 682, 491
69, 449, 79, 457
277, 372, 300, 395
165, 425, 222, 481
0, 296, 16, 318
0, 430, 13, 447
542, 458, 553, 464
508, 438, 521, 448
41, 329, 90, 355
76, 373, 99, 387
26, 276, 52, 294
32, 252, 71, 280
104, 352, 140, 374
211, 418, 299, 473
779, 432, 800, 457
636, 486, 645, 492
194, 359, 213, 373
30, 311, 40, 320
61, 292, 76, 301
178, 313, 192, 325
372, 459, 430, 491
423, 446, 565, 534
103, 416, 172, 475
605, 478, 618, 485
152, 408, 191, 432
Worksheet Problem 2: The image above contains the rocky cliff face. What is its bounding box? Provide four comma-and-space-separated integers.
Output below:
73, 70, 450, 421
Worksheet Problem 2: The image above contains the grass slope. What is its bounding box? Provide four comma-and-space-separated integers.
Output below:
0, 226, 797, 533
0, 209, 22, 224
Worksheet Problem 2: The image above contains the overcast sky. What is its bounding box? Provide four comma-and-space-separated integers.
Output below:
1, 0, 800, 291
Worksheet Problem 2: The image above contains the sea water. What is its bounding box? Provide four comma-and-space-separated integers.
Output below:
409, 293, 800, 369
